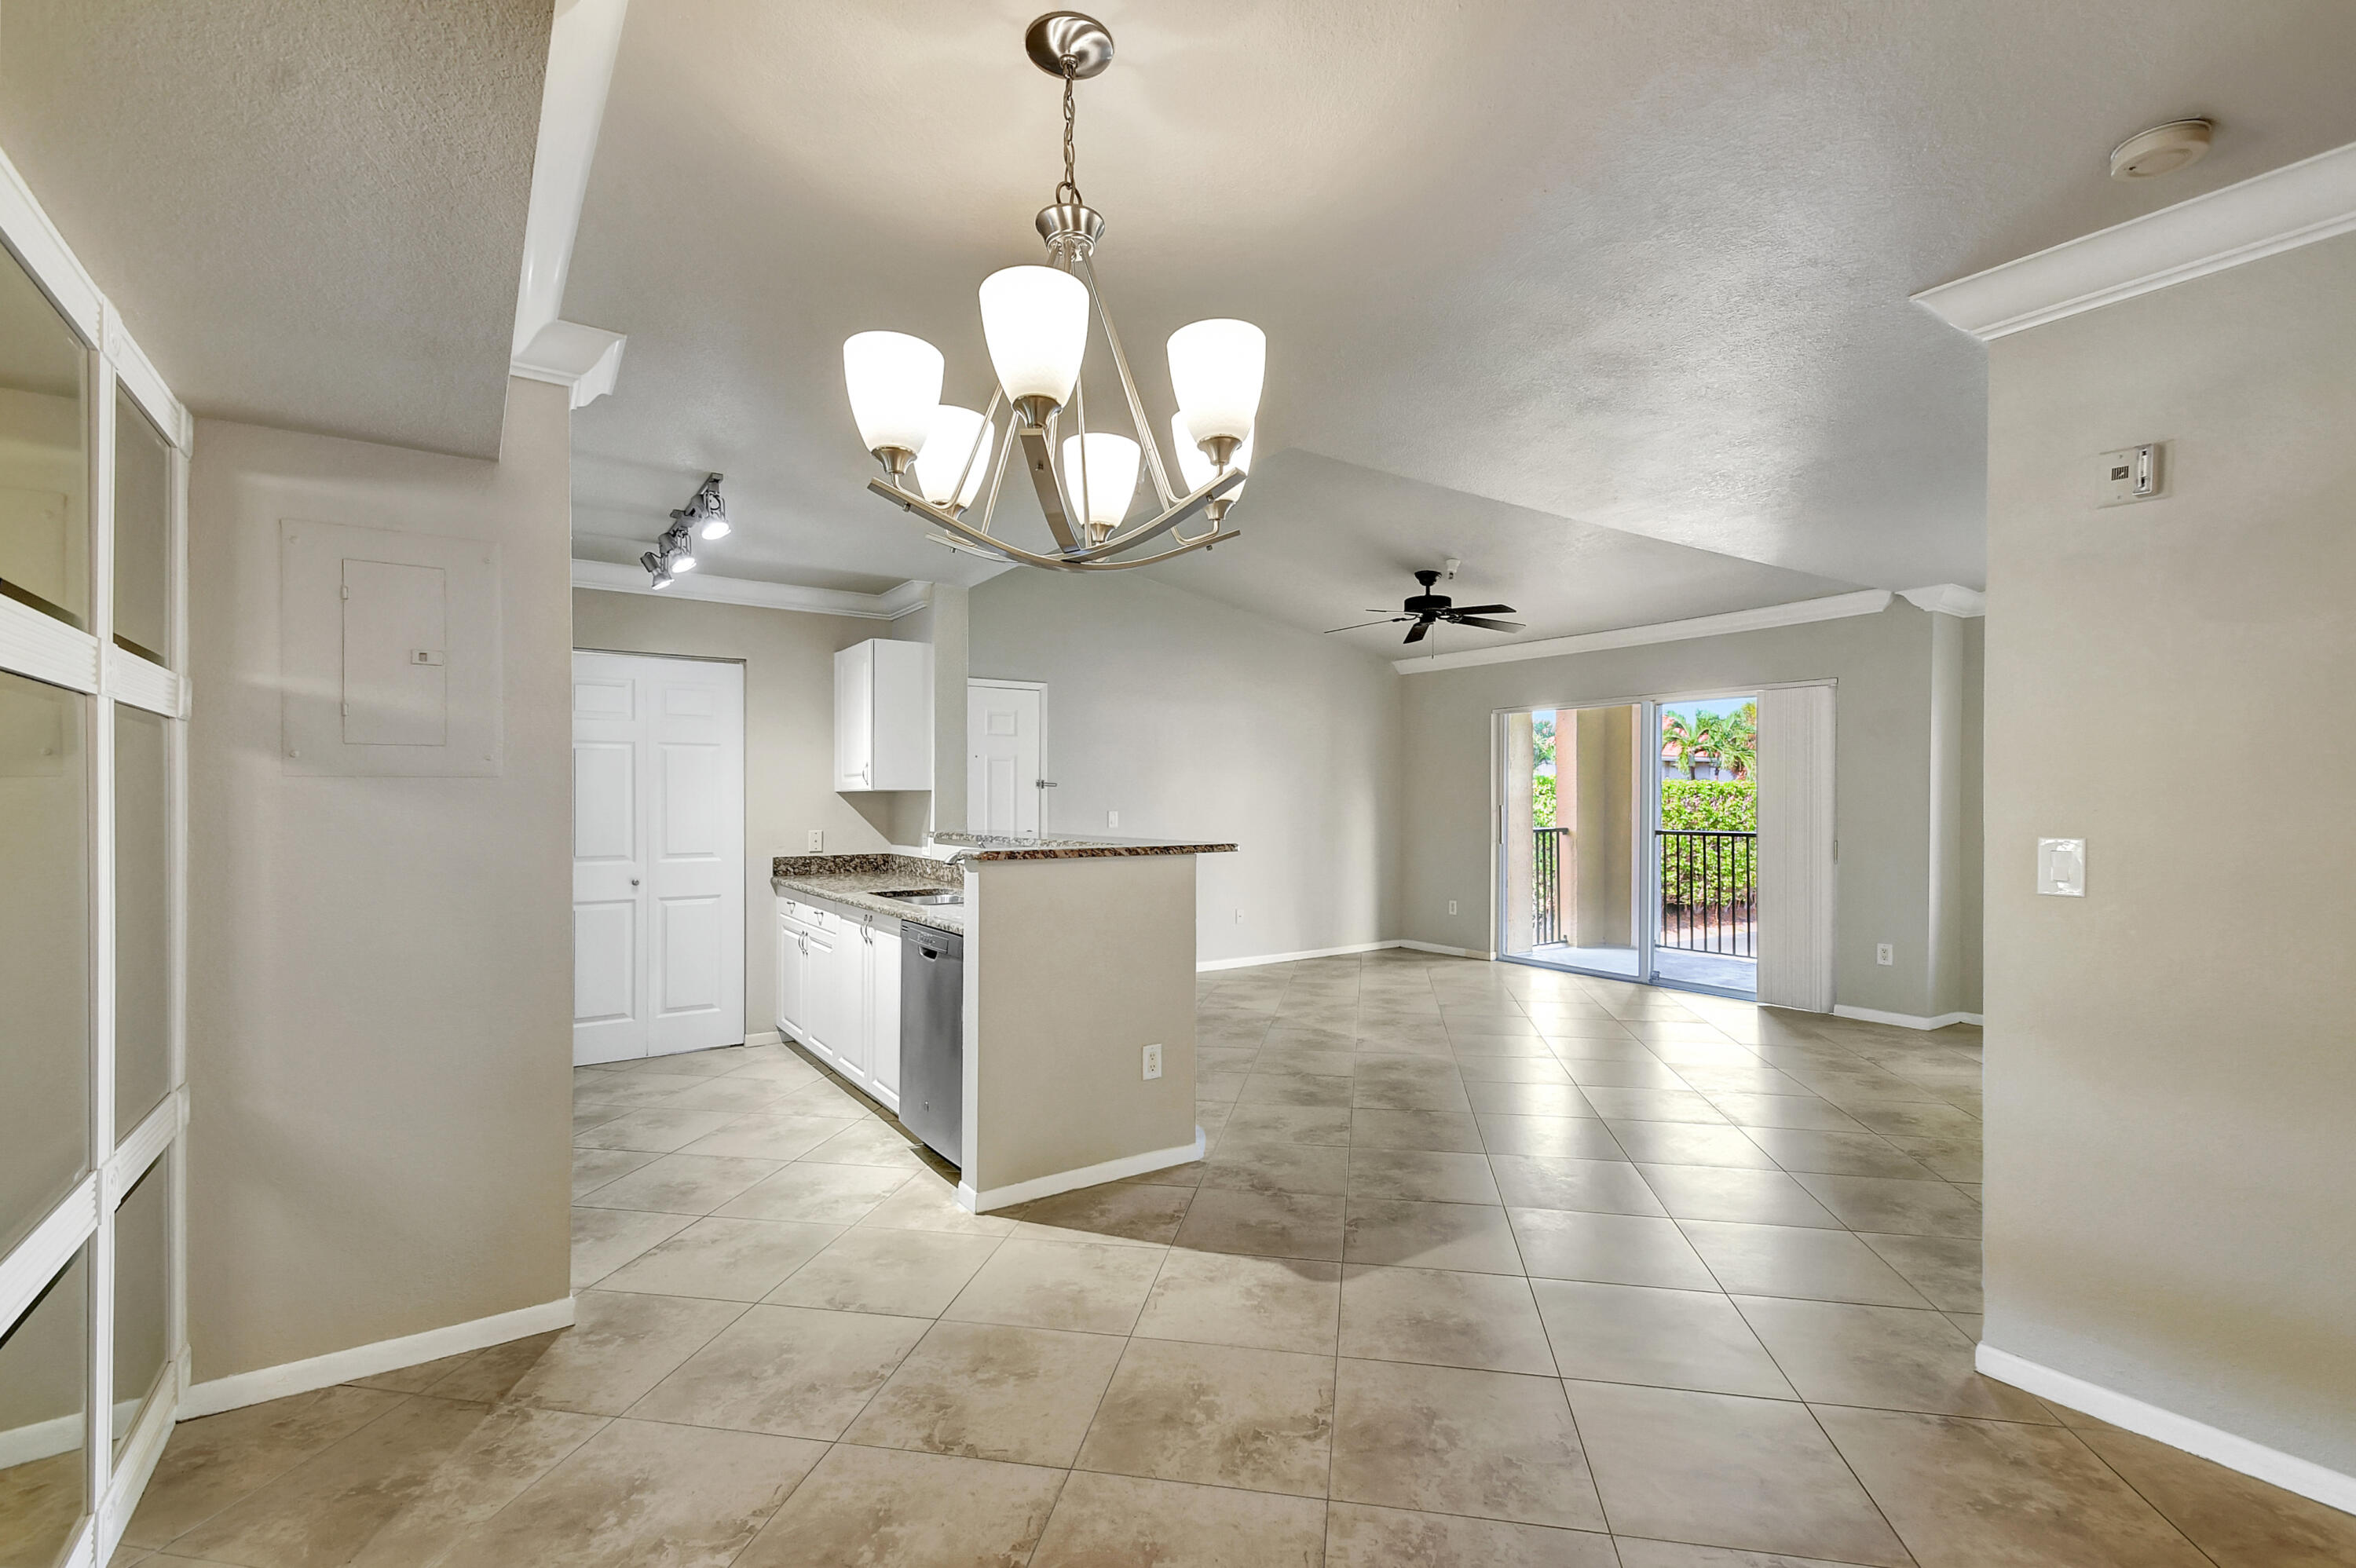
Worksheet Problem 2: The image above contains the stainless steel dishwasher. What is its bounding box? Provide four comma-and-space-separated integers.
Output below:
898, 925, 964, 1165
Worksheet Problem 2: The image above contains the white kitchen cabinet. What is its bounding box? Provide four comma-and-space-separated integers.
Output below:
774, 894, 906, 1113
835, 638, 932, 791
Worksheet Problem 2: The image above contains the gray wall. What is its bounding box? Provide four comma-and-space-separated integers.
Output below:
186, 380, 573, 1383
1982, 233, 2356, 1474
969, 569, 1403, 965
1397, 601, 1981, 1020
572, 588, 907, 1034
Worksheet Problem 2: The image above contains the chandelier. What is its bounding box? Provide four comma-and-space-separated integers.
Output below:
840, 12, 1264, 572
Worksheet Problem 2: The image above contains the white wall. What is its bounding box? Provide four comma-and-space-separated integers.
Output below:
186, 378, 573, 1382
968, 569, 1403, 965
1397, 601, 1981, 1019
1982, 232, 2356, 1478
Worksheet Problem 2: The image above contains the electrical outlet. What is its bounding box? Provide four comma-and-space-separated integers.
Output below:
807, 829, 824, 852
1875, 942, 1894, 966
1142, 1043, 1162, 1080
1107, 810, 1119, 829
1233, 908, 1244, 924
1448, 900, 1458, 916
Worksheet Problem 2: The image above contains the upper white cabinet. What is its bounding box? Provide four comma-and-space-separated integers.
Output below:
836, 638, 931, 791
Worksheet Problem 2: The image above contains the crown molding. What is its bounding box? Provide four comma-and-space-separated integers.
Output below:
513, 0, 628, 358
1897, 583, 1987, 617
1392, 590, 1895, 675
511, 320, 626, 408
572, 557, 931, 620
1914, 139, 2356, 340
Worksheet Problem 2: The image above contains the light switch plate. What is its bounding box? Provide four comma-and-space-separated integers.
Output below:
2098, 444, 2160, 506
807, 829, 824, 851
2037, 838, 2086, 896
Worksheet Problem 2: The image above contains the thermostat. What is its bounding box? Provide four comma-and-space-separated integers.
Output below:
2098, 444, 2160, 506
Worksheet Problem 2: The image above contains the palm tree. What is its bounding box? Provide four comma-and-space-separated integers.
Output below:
1719, 702, 1758, 780
1661, 712, 1701, 777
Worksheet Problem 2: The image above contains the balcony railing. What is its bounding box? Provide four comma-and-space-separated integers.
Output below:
1532, 827, 1564, 945
1658, 828, 1755, 957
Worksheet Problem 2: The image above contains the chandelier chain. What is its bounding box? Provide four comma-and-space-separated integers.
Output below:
1056, 57, 1085, 207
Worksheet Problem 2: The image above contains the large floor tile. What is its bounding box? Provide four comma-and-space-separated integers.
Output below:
1344, 1198, 1525, 1274
569, 1106, 738, 1153
123, 1387, 405, 1548
504, 1291, 745, 1417
1531, 1280, 1793, 1398
1030, 1471, 1328, 1568
1857, 1230, 1983, 1312
1462, 1080, 1594, 1117
675, 1111, 858, 1161
1476, 1114, 1627, 1159
434, 1417, 822, 1568
2074, 1426, 2356, 1568
1637, 1164, 1843, 1228
1509, 1208, 1720, 1290
1074, 1338, 1334, 1496
945, 1237, 1166, 1333
713, 1161, 911, 1224
1741, 1126, 1936, 1179
1172, 1188, 1347, 1261
1202, 1137, 1354, 1197
1346, 1147, 1501, 1204
1704, 1092, 1870, 1131
845, 1320, 1125, 1466
1489, 1155, 1665, 1216
1330, 1358, 1604, 1530
734, 1443, 1066, 1568
627, 1303, 927, 1438
1348, 1109, 1487, 1153
596, 1215, 841, 1301
1791, 1173, 1983, 1237
1323, 1502, 1618, 1567
856, 1171, 1022, 1235
1816, 1405, 2211, 1567
1008, 1181, 1196, 1245
1576, 1087, 1730, 1124
167, 1394, 492, 1568
1339, 1264, 1557, 1374
570, 1146, 657, 1201
766, 1226, 1004, 1317
1566, 1380, 1908, 1566
343, 1404, 607, 1568
1677, 1219, 1932, 1306
1603, 1120, 1779, 1169
1734, 1296, 2048, 1419
569, 1204, 693, 1288
1131, 1250, 1341, 1354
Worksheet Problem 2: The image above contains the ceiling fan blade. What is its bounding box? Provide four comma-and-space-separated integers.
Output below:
1323, 617, 1406, 634
1402, 619, 1431, 645
1448, 603, 1516, 616
1452, 616, 1525, 633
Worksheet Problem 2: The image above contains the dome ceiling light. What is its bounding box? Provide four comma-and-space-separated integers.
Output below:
2109, 119, 2214, 181
840, 12, 1262, 572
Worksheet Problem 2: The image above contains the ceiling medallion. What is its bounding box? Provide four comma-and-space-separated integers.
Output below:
840, 12, 1263, 572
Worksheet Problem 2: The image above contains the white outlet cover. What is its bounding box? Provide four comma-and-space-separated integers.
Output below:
2037, 838, 2086, 896
1875, 943, 1894, 966
1143, 1043, 1162, 1080
2098, 444, 2160, 506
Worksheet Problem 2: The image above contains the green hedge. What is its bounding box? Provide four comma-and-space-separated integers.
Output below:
1660, 780, 1754, 906
1660, 780, 1754, 832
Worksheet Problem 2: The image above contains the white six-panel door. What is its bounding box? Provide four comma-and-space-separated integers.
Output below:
573, 651, 745, 1065
968, 679, 1043, 836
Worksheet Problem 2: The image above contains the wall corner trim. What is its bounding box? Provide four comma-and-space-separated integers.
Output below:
177, 1296, 577, 1420
1391, 590, 1895, 675
1897, 583, 1987, 617
571, 558, 932, 620
1975, 1343, 2356, 1515
1912, 138, 2356, 340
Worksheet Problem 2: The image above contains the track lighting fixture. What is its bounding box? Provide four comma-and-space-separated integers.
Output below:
641, 473, 727, 586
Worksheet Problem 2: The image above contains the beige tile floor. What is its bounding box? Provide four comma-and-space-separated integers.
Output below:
64, 951, 2356, 1566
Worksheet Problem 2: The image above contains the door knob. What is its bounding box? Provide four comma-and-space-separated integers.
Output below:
630, 878, 640, 886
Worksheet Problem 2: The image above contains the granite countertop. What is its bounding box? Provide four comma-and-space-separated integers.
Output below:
771, 853, 964, 935
926, 832, 1238, 861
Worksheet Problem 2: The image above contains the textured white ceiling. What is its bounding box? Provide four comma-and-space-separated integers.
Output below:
561, 0, 2356, 625
0, 1, 550, 459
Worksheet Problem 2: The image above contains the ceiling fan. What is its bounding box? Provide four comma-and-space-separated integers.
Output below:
1326, 568, 1524, 645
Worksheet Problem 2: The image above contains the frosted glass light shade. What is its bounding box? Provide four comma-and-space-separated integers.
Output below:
979, 266, 1090, 410
1168, 318, 1265, 447
914, 406, 995, 509
1060, 432, 1141, 528
843, 331, 943, 455
1170, 412, 1253, 501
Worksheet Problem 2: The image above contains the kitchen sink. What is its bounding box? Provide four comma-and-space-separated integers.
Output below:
876, 889, 964, 906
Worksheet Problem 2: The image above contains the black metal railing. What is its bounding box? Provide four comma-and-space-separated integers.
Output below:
1658, 828, 1756, 956
1531, 828, 1564, 945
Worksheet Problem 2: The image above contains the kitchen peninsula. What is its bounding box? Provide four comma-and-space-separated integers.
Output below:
773, 832, 1235, 1211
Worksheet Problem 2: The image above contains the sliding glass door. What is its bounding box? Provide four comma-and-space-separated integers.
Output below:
0, 149, 192, 1568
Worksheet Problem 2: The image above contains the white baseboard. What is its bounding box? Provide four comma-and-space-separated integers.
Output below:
1396, 939, 1489, 959
743, 1029, 782, 1047
1198, 940, 1403, 972
179, 1296, 576, 1420
959, 1129, 1207, 1213
1832, 1003, 1984, 1031
1975, 1343, 2356, 1515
